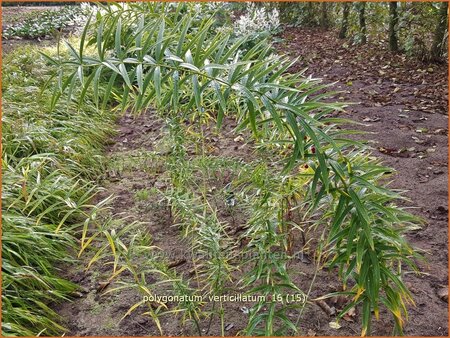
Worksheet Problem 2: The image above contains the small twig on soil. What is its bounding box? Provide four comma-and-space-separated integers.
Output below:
315, 299, 336, 316
232, 224, 246, 235
167, 258, 187, 269
96, 281, 110, 294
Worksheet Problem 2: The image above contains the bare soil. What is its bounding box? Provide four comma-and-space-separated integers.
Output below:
50, 27, 448, 336
277, 27, 449, 336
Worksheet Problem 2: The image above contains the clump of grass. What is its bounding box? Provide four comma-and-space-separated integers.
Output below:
135, 188, 151, 201
1, 44, 118, 336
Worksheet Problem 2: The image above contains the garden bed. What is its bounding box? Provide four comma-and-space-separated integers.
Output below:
2, 2, 448, 336
52, 110, 398, 336
2, 5, 85, 54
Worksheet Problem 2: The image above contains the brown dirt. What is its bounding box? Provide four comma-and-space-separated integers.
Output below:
277, 27, 449, 336
52, 27, 448, 336
53, 112, 183, 335
52, 112, 262, 336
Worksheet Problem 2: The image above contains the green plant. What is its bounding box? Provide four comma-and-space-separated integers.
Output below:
135, 188, 151, 201
1, 43, 134, 336
2, 6, 88, 40
47, 2, 422, 336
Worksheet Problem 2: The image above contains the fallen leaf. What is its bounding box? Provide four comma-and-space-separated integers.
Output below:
240, 306, 249, 314
96, 281, 110, 293
225, 323, 235, 331
329, 321, 341, 329
347, 307, 356, 316
167, 258, 187, 269
307, 329, 317, 336
343, 307, 356, 322
362, 117, 381, 122
342, 314, 354, 322
433, 128, 447, 135
71, 291, 84, 298
437, 287, 448, 302
316, 300, 336, 316
412, 136, 425, 144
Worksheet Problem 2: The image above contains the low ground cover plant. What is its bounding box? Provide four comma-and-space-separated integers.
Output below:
2, 6, 87, 40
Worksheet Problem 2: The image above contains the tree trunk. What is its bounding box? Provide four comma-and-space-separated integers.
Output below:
431, 2, 448, 61
389, 2, 399, 52
339, 2, 351, 39
358, 2, 367, 44
307, 2, 315, 26
278, 2, 289, 23
320, 2, 329, 29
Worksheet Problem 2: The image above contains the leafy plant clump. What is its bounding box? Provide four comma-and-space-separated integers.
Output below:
1, 43, 134, 336
234, 2, 281, 38
2, 6, 88, 40
40, 1, 421, 336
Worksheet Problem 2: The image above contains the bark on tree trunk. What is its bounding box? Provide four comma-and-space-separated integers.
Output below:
307, 2, 315, 26
389, 2, 399, 52
431, 2, 448, 61
320, 2, 329, 29
359, 2, 367, 44
339, 2, 351, 39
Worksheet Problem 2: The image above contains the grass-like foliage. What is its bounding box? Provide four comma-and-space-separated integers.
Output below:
1, 44, 128, 336
40, 2, 421, 336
